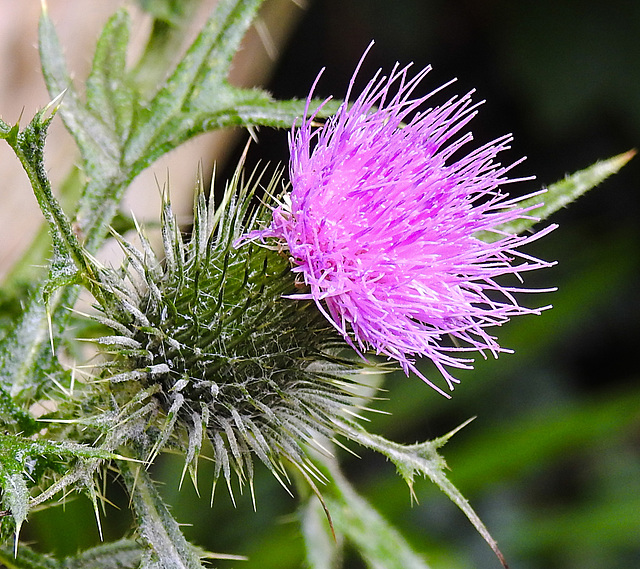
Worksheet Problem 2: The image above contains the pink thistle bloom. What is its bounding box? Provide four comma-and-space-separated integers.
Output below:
242, 48, 555, 396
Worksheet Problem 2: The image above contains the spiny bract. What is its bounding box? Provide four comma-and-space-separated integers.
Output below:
90, 165, 371, 497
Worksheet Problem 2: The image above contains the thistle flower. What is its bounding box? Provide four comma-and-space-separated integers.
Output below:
240, 48, 555, 395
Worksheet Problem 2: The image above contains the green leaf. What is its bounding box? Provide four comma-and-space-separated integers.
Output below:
64, 539, 143, 569
318, 465, 436, 569
141, 95, 342, 172
301, 455, 436, 569
477, 150, 635, 242
86, 10, 136, 142
38, 8, 121, 185
0, 434, 113, 543
0, 102, 89, 281
0, 102, 109, 402
0, 286, 65, 403
0, 543, 62, 569
136, 0, 199, 25
335, 418, 509, 568
0, 383, 37, 435
1, 471, 28, 547
122, 0, 266, 171
0, 539, 143, 569
191, 89, 340, 129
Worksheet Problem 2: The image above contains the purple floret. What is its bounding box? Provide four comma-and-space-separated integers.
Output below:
240, 47, 555, 395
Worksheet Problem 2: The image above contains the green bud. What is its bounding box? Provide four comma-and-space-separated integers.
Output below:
90, 162, 371, 497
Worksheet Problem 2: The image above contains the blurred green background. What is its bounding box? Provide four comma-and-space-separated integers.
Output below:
23, 1, 640, 568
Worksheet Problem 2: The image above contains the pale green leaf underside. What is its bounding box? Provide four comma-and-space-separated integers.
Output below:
309, 456, 434, 569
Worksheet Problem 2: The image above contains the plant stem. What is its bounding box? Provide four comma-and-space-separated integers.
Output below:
119, 459, 205, 569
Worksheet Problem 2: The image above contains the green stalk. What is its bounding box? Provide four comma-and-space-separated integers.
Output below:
119, 459, 206, 569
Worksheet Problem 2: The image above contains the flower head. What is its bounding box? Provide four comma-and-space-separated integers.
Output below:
245, 48, 554, 395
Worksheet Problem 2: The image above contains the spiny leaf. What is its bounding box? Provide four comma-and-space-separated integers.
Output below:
477, 150, 635, 242
38, 8, 121, 182
0, 384, 37, 435
64, 539, 143, 569
0, 542, 62, 569
0, 539, 143, 569
0, 102, 93, 286
0, 434, 115, 545
0, 285, 66, 402
164, 94, 342, 152
532, 150, 635, 226
0, 434, 116, 471
0, 103, 111, 400
120, 462, 207, 569
334, 418, 510, 568
0, 471, 28, 549
122, 0, 265, 169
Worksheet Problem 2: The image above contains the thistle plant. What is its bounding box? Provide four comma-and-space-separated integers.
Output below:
0, 2, 634, 569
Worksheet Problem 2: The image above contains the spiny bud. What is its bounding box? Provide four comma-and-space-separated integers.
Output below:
90, 163, 371, 498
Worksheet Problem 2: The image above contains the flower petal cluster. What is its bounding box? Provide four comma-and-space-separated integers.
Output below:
248, 51, 554, 395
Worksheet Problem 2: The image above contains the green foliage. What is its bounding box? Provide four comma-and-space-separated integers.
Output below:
0, 434, 114, 543
121, 462, 206, 569
475, 150, 635, 243
302, 455, 434, 569
137, 0, 199, 26
334, 418, 509, 567
0, 539, 143, 569
0, 383, 37, 435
